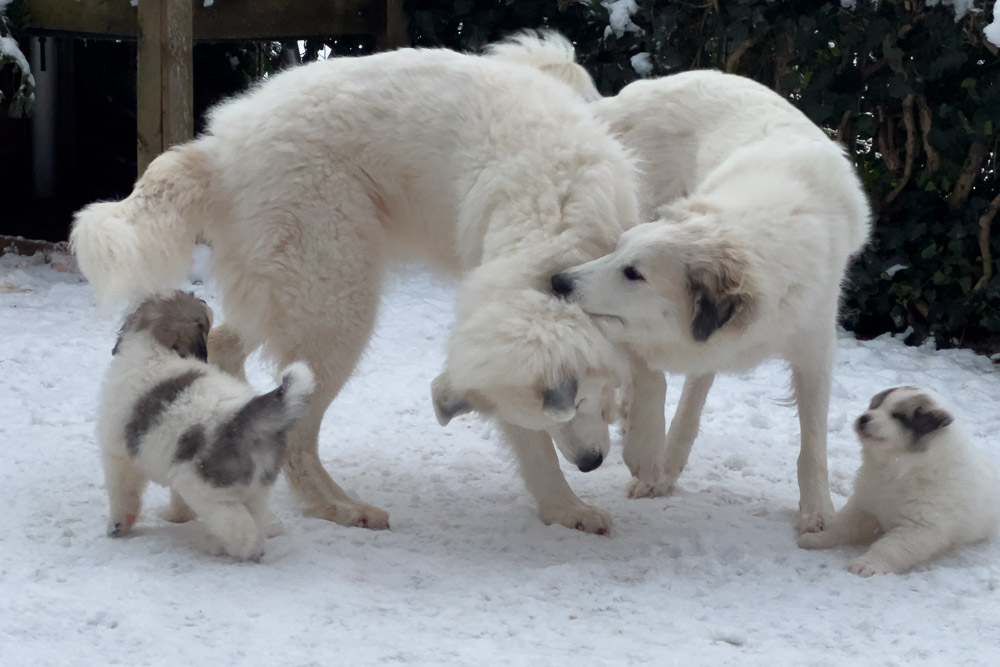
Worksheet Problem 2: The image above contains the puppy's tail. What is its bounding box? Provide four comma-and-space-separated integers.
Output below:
242, 362, 316, 437
70, 142, 215, 311
485, 30, 602, 102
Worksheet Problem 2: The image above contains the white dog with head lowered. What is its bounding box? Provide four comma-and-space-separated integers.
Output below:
537, 59, 871, 532
798, 386, 1000, 576
71, 38, 654, 535
100, 291, 315, 560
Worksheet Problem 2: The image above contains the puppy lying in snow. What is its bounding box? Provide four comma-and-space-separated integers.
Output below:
798, 386, 999, 576
98, 291, 314, 560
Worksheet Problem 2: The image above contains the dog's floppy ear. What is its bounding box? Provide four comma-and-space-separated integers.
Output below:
909, 404, 954, 437
431, 373, 473, 426
686, 245, 751, 343
541, 376, 578, 423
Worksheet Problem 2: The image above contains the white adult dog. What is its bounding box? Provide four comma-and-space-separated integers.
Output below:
100, 291, 315, 560
542, 62, 871, 532
798, 387, 1000, 576
72, 39, 653, 534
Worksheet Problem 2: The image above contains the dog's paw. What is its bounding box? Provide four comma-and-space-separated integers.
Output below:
106, 513, 136, 537
309, 502, 391, 530
262, 516, 286, 539
627, 471, 678, 499
796, 509, 832, 535
796, 531, 834, 550
847, 555, 893, 578
541, 503, 612, 536
160, 495, 197, 524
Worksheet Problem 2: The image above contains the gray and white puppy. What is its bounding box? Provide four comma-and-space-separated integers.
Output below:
98, 291, 314, 561
798, 386, 999, 576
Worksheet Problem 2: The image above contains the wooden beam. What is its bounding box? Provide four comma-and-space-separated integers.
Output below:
136, 0, 193, 176
23, 0, 385, 41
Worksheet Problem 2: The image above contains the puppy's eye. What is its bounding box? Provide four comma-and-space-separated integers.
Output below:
891, 411, 906, 421
623, 266, 645, 282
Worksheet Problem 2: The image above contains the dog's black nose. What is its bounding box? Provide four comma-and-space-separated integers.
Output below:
857, 413, 871, 426
576, 452, 604, 473
550, 272, 575, 297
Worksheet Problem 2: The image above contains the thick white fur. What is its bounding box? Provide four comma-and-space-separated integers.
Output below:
100, 300, 314, 560
798, 387, 1000, 576
72, 43, 648, 534
529, 58, 871, 532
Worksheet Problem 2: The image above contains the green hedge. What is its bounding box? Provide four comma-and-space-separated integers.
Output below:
406, 0, 1000, 353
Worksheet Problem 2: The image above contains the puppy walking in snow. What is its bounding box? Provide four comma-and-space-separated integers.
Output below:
798, 386, 999, 576
98, 291, 314, 560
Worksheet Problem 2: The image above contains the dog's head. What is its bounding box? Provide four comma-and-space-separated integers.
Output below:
113, 291, 213, 361
854, 386, 955, 455
550, 218, 755, 349
432, 264, 629, 473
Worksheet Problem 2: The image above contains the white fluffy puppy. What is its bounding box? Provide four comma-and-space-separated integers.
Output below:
99, 291, 314, 560
798, 386, 1000, 576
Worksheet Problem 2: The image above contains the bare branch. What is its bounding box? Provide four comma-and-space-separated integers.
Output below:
915, 94, 939, 173
949, 142, 988, 209
884, 94, 917, 206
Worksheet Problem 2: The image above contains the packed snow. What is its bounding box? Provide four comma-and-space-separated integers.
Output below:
2, 249, 999, 666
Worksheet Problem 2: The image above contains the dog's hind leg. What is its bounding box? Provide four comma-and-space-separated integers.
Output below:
790, 328, 837, 534
160, 491, 197, 524
629, 373, 715, 499
245, 490, 285, 539
102, 451, 147, 537
502, 421, 612, 535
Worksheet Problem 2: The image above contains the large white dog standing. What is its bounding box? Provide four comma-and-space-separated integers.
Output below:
71, 42, 655, 534
540, 61, 871, 532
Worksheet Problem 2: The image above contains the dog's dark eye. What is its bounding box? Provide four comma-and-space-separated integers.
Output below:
623, 266, 645, 282
891, 411, 906, 421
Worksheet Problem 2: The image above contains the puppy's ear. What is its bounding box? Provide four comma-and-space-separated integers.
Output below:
541, 376, 578, 423
431, 373, 473, 426
909, 404, 954, 437
686, 247, 751, 342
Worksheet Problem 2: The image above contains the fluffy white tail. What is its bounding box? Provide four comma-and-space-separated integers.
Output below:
277, 362, 316, 415
70, 143, 214, 310
486, 30, 602, 102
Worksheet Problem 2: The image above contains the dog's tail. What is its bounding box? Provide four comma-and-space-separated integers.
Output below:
485, 30, 602, 102
70, 142, 215, 310
244, 362, 316, 436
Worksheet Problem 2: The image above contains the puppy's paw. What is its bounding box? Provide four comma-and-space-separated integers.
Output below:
541, 503, 612, 536
847, 555, 893, 577
106, 513, 136, 538
262, 516, 285, 539
160, 494, 197, 524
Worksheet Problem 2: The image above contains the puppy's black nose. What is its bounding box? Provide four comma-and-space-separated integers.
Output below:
550, 272, 575, 297
576, 452, 604, 473
857, 413, 871, 426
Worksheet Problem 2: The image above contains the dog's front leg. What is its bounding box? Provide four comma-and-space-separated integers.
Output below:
501, 421, 612, 535
621, 357, 666, 498
629, 373, 714, 499
790, 335, 836, 534
848, 524, 947, 576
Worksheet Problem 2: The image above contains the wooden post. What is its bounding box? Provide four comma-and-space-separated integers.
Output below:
136, 0, 193, 177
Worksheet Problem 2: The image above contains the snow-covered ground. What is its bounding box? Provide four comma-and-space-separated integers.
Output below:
2, 250, 998, 666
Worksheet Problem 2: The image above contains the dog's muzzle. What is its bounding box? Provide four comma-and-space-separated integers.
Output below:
575, 451, 604, 473
550, 272, 576, 298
